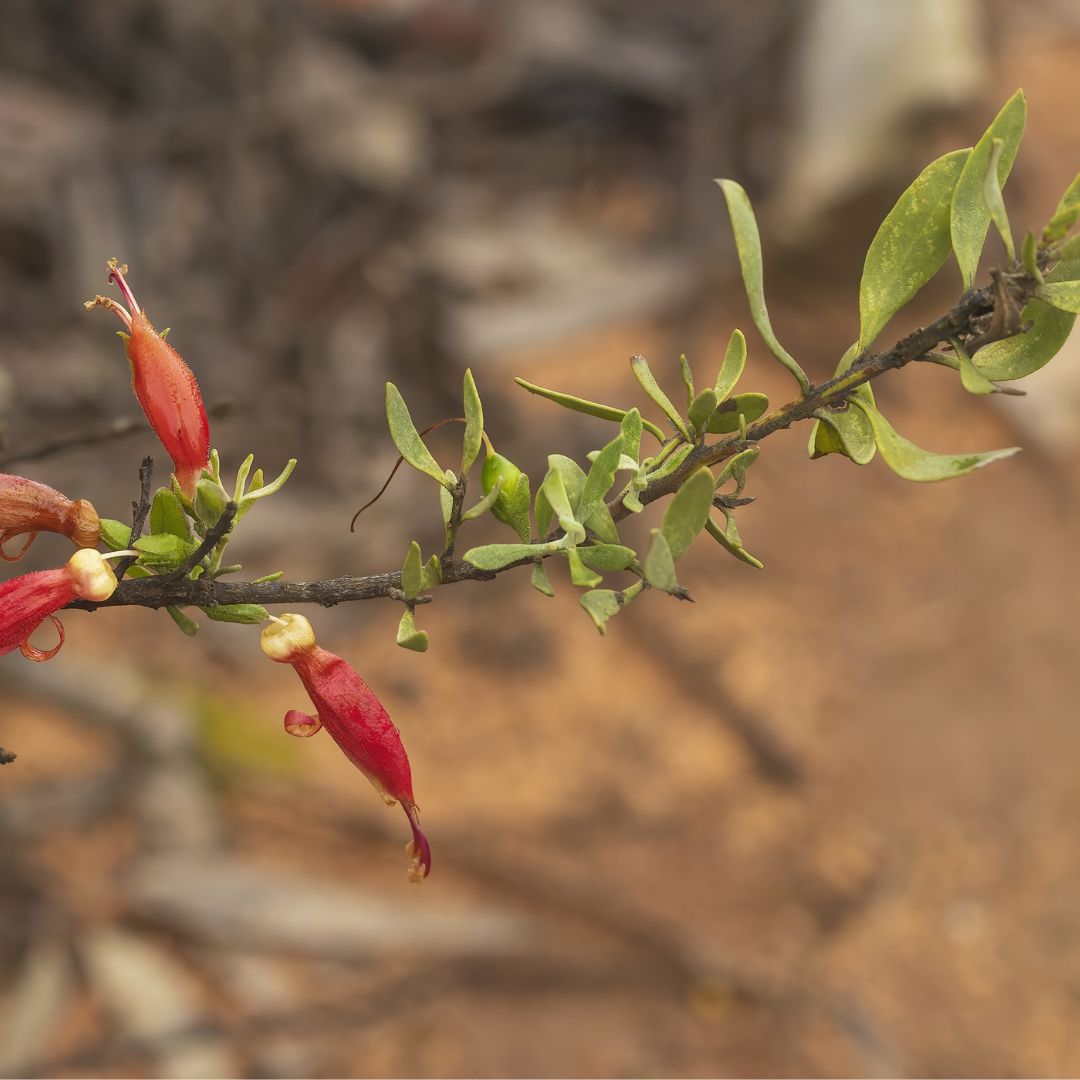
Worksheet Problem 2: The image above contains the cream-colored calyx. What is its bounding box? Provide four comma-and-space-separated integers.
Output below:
261, 612, 317, 662
67, 549, 118, 602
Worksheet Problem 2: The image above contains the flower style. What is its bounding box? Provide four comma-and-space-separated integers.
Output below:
0, 474, 100, 561
85, 260, 210, 499
0, 549, 121, 661
261, 614, 431, 882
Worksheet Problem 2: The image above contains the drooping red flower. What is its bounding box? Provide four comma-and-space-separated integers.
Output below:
86, 261, 210, 499
261, 614, 431, 882
0, 474, 100, 561
0, 549, 120, 661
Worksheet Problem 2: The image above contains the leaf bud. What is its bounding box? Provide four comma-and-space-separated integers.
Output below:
194, 477, 230, 527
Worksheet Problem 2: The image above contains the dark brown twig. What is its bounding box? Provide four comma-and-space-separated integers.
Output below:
113, 457, 154, 582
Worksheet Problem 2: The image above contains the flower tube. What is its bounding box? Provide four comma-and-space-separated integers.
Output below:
0, 549, 122, 661
0, 474, 100, 561
261, 614, 431, 882
86, 261, 210, 498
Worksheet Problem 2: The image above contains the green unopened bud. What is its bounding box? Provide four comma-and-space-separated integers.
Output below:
481, 451, 522, 526
194, 477, 229, 527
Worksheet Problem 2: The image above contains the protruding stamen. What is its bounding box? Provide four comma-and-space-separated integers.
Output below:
84, 294, 132, 332
107, 258, 141, 316
100, 549, 139, 560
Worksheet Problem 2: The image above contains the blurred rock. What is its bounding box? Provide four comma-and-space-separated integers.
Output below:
128, 853, 530, 958
0, 938, 75, 1079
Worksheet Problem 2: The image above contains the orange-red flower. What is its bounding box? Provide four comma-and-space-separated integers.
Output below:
262, 614, 431, 882
86, 261, 210, 499
0, 549, 120, 661
0, 474, 100, 561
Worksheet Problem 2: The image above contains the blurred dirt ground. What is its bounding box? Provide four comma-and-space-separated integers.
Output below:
5, 2, 1080, 1078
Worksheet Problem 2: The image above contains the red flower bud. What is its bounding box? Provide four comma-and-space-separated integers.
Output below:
0, 549, 120, 661
86, 261, 210, 499
0, 474, 100, 561
262, 614, 431, 882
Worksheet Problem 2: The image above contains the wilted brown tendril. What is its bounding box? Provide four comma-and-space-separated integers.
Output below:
350, 418, 466, 531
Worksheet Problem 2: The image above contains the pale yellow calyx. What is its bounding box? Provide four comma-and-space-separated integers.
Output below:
260, 612, 317, 662
67, 549, 118, 602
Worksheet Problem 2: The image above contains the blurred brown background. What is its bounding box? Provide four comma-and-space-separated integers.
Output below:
2, 0, 1080, 1076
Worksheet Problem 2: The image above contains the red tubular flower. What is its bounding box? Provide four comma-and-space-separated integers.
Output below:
261, 614, 431, 882
85, 261, 210, 499
0, 549, 120, 661
0, 474, 100, 561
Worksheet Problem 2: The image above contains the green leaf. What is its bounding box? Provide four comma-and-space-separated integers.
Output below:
714, 445, 760, 494
461, 476, 505, 521
704, 513, 763, 568
687, 389, 718, 436
167, 606, 199, 636
396, 608, 429, 653
252, 571, 284, 584
982, 138, 1015, 263
630, 355, 691, 440
542, 458, 586, 545
714, 329, 747, 402
1041, 171, 1080, 245
706, 392, 769, 434
100, 519, 132, 551
583, 500, 620, 546
566, 547, 603, 588
955, 340, 997, 395
494, 471, 532, 542
577, 434, 624, 527
401, 541, 424, 599
1021, 230, 1043, 283
440, 473, 454, 526
576, 544, 636, 570
422, 553, 442, 589
858, 148, 970, 351
534, 484, 554, 540
580, 589, 621, 635
715, 179, 810, 392
973, 259, 1080, 380
852, 398, 1019, 481
461, 368, 483, 479
463, 543, 542, 571
678, 354, 695, 409
134, 532, 196, 566
661, 466, 714, 560
620, 408, 643, 465
1034, 280, 1080, 313
235, 459, 297, 522
514, 377, 666, 442
950, 89, 1026, 289
150, 487, 192, 540
531, 561, 554, 596
385, 382, 452, 489
643, 528, 686, 597
1057, 235, 1080, 262
644, 442, 693, 483
810, 403, 876, 463
203, 604, 270, 625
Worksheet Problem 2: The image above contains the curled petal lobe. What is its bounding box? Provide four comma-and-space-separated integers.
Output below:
284, 709, 322, 737
261, 614, 431, 881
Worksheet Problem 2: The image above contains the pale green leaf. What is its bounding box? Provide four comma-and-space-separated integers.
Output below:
531, 561, 554, 596
1034, 280, 1080, 313
630, 355, 691, 439
810, 404, 876, 463
620, 408, 643, 464
534, 485, 554, 540
576, 544, 636, 570
706, 392, 769, 434
463, 543, 542, 571
385, 382, 452, 488
514, 377, 666, 442
982, 138, 1015, 263
704, 514, 763, 568
688, 389, 718, 436
643, 528, 685, 596
580, 589, 621, 635
852, 398, 1019, 481
643, 442, 693, 483
567, 547, 603, 588
100, 519, 132, 551
401, 540, 424, 599
661, 466, 714, 560
678, 354, 695, 409
167, 606, 199, 636
203, 604, 270, 625
578, 434, 624, 527
714, 446, 760, 493
461, 368, 483, 479
858, 148, 970, 351
461, 476, 504, 521
714, 329, 747, 402
134, 532, 195, 566
150, 487, 192, 541
583, 501, 620, 546
951, 89, 1026, 289
1042, 171, 1080, 245
1021, 230, 1043, 283
493, 470, 532, 543
422, 554, 443, 589
396, 608, 429, 652
715, 179, 810, 391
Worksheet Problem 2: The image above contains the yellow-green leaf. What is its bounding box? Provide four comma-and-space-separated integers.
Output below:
514, 377, 666, 442
661, 466, 714, 560
714, 329, 747, 402
401, 541, 423, 599
707, 392, 769, 434
386, 383, 452, 488
461, 368, 483, 479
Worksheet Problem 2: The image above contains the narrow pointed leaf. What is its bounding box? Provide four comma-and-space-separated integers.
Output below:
643, 528, 686, 596
461, 368, 484, 479
858, 148, 970, 351
461, 476, 505, 521
1021, 230, 1043, 283
1042, 171, 1080, 245
644, 442, 693, 483
716, 179, 810, 391
715, 446, 760, 494
958, 351, 997, 394
386, 383, 452, 488
514, 377, 666, 442
661, 466, 715, 560
534, 485, 554, 540
974, 259, 1080, 380
620, 408, 643, 465
951, 89, 1026, 289
542, 459, 586, 545
707, 392, 769, 434
630, 355, 691, 439
401, 540, 424, 599
495, 471, 532, 543
578, 434, 624, 527
853, 398, 1019, 481
583, 501, 620, 545
704, 515, 763, 568
714, 329, 747, 402
678, 354, 695, 409
982, 139, 1015, 263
